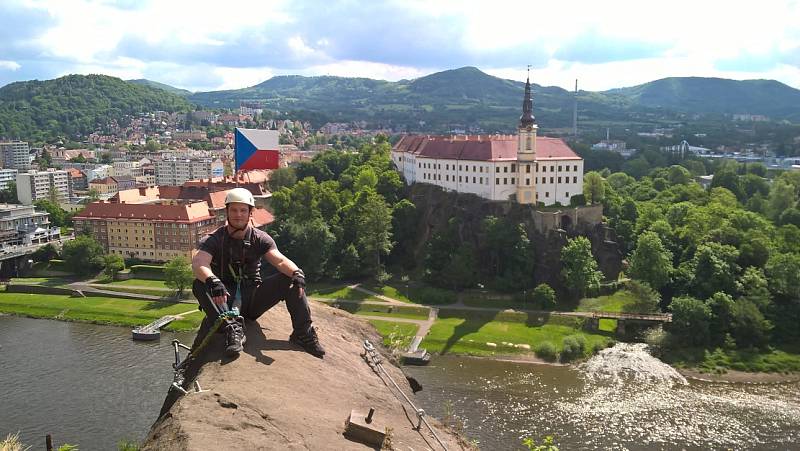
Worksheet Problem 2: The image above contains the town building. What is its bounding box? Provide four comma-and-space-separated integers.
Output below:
0, 203, 60, 248
391, 76, 584, 206
67, 168, 88, 193
155, 158, 224, 186
88, 176, 138, 196
0, 169, 18, 191
72, 201, 218, 262
15, 169, 69, 205
0, 141, 32, 170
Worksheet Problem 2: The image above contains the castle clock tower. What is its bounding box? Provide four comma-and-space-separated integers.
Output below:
516, 69, 538, 204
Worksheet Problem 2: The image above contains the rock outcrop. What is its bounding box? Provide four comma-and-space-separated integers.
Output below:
142, 302, 467, 450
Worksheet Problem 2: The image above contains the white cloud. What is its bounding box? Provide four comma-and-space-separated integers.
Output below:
0, 60, 21, 71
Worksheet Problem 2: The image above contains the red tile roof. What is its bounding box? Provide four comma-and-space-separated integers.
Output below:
251, 208, 274, 227
393, 135, 580, 161
73, 201, 213, 222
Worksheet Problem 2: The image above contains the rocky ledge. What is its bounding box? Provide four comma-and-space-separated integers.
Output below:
142, 302, 467, 450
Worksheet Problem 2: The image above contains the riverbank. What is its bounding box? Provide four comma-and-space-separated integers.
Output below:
678, 368, 800, 384
0, 292, 203, 331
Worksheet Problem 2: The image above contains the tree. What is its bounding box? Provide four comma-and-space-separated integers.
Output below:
583, 172, 605, 204
352, 189, 393, 275
624, 280, 661, 313
560, 236, 602, 298
61, 235, 105, 275
684, 242, 740, 299
32, 243, 59, 262
766, 179, 796, 221
87, 188, 101, 202
0, 181, 18, 203
764, 252, 800, 301
268, 167, 297, 192
628, 231, 673, 290
102, 254, 125, 280
164, 256, 194, 297
710, 167, 743, 200
668, 296, 711, 347
532, 283, 556, 310
441, 243, 478, 289
731, 299, 772, 348
35, 199, 68, 227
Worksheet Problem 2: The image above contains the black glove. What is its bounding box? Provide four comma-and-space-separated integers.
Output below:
205, 276, 229, 299
291, 269, 306, 289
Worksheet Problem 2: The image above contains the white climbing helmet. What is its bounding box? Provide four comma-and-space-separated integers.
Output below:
224, 188, 255, 207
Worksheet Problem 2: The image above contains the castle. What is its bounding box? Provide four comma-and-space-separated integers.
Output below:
391, 75, 583, 206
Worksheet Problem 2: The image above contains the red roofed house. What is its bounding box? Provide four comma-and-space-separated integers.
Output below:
391, 76, 583, 206
72, 201, 218, 262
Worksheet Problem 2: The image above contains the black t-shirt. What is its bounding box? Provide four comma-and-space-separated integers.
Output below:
197, 226, 276, 284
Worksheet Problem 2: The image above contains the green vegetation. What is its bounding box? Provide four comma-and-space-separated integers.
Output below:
103, 278, 170, 288
420, 311, 613, 357
325, 301, 429, 320
0, 292, 199, 329
664, 346, 800, 374
90, 284, 192, 300
0, 74, 192, 140
164, 257, 194, 296
577, 290, 637, 313
368, 319, 419, 349
307, 283, 378, 302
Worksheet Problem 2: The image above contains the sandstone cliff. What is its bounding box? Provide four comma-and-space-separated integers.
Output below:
142, 302, 467, 450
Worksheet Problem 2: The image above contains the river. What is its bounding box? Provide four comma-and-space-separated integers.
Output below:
0, 316, 194, 450
2, 316, 799, 450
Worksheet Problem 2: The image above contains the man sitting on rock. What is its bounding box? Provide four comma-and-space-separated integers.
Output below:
191, 188, 325, 358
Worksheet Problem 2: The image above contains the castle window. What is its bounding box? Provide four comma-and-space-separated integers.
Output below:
558, 177, 562, 183
504, 166, 508, 173
504, 178, 508, 184
573, 176, 577, 183
542, 166, 547, 173
546, 192, 550, 197
446, 175, 449, 181
574, 165, 578, 171
459, 165, 462, 171
459, 176, 462, 182
496, 179, 500, 185
565, 166, 570, 172
526, 136, 532, 150
526, 165, 531, 173
550, 177, 554, 183
473, 177, 476, 183
566, 192, 570, 198
511, 178, 515, 184
473, 165, 477, 172
559, 165, 562, 171
526, 178, 530, 185
511, 164, 516, 172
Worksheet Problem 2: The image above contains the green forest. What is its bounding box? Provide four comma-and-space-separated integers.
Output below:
268, 140, 800, 372
0, 74, 192, 140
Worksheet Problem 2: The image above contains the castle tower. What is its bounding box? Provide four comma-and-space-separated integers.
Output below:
516, 69, 538, 205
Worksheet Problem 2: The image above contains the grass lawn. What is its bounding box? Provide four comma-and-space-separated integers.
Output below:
308, 283, 380, 302
362, 279, 457, 305
368, 319, 419, 349
102, 278, 170, 289
354, 309, 429, 320
420, 312, 614, 357
324, 300, 430, 320
8, 277, 73, 287
0, 292, 199, 328
598, 318, 618, 333
577, 290, 636, 313
90, 284, 192, 300
164, 311, 204, 332
664, 346, 800, 374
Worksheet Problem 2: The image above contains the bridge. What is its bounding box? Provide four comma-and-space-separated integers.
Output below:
132, 315, 177, 340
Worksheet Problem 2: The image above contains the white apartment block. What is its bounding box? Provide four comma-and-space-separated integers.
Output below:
16, 169, 70, 205
0, 169, 18, 190
155, 159, 224, 186
391, 77, 583, 206
0, 141, 32, 170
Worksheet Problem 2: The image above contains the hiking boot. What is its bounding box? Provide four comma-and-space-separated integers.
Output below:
224, 317, 246, 356
290, 327, 325, 358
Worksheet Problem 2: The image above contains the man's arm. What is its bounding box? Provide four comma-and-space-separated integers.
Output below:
264, 248, 300, 277
192, 249, 227, 305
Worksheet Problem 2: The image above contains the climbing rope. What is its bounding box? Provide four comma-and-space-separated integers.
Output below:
362, 339, 448, 450
170, 300, 241, 395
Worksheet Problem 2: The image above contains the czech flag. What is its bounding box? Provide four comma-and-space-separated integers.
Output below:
235, 128, 280, 171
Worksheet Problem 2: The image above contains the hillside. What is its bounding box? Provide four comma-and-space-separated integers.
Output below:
143, 302, 468, 450
127, 79, 192, 96
605, 77, 800, 119
0, 74, 193, 140
189, 67, 800, 131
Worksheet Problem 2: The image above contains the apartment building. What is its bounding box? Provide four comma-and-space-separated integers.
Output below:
16, 169, 69, 205
0, 141, 32, 170
72, 201, 218, 262
0, 169, 18, 191
155, 158, 224, 186
0, 203, 60, 247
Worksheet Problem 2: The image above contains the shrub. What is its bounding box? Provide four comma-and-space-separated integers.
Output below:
532, 283, 556, 310
534, 341, 558, 362
560, 335, 587, 362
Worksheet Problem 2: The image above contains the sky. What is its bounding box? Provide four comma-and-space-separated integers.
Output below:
1, 0, 799, 93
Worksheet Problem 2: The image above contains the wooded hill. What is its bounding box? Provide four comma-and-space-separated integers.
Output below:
0, 74, 193, 141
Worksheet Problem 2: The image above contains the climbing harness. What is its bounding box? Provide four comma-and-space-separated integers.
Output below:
169, 296, 243, 395
362, 339, 448, 450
